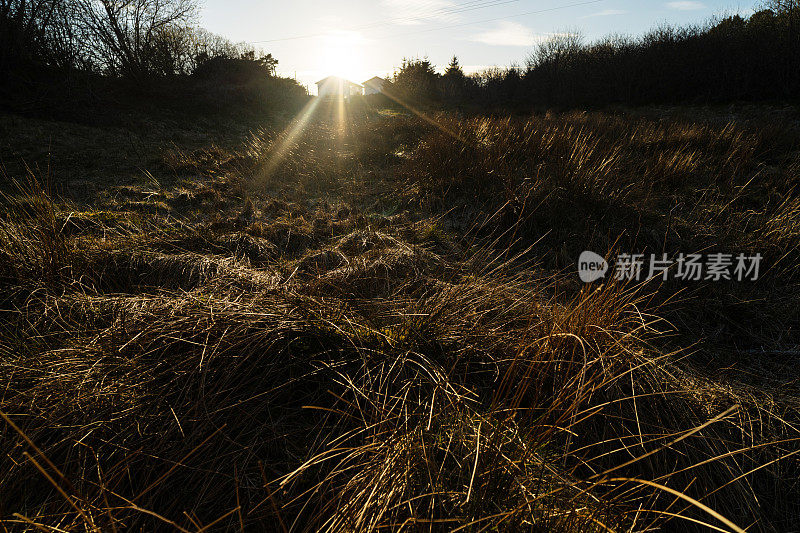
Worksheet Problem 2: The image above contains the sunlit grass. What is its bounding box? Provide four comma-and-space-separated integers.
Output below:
1, 104, 799, 532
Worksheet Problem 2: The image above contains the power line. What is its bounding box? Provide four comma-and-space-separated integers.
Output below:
342, 0, 523, 31
248, 0, 525, 43
249, 0, 606, 45
384, 0, 605, 39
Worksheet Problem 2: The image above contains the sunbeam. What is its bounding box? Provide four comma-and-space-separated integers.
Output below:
258, 96, 322, 181
379, 85, 469, 145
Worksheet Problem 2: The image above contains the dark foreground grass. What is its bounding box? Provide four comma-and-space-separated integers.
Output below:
1, 101, 799, 531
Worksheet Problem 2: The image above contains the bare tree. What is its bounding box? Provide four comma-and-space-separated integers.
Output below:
525, 30, 584, 72
763, 0, 800, 12
72, 0, 199, 78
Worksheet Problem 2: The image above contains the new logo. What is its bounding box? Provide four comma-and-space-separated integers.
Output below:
578, 251, 609, 283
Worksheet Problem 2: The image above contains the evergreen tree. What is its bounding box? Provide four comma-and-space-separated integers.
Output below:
444, 56, 464, 78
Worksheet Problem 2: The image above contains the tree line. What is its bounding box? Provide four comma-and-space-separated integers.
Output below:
0, 0, 309, 120
387, 3, 800, 109
0, 0, 284, 79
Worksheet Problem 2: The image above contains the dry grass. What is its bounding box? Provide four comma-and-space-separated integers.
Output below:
1, 101, 799, 531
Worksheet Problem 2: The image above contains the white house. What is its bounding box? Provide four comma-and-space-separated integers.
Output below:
362, 76, 387, 95
316, 76, 362, 98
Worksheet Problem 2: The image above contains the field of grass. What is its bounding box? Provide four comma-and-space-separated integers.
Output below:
1, 99, 799, 531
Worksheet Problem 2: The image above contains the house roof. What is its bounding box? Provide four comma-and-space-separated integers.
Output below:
362, 76, 386, 85
315, 76, 362, 87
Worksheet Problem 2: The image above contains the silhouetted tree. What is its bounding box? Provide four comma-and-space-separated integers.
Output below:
764, 0, 800, 12
72, 0, 200, 78
0, 0, 65, 72
444, 56, 463, 77
257, 53, 278, 76
442, 55, 468, 100
391, 57, 440, 103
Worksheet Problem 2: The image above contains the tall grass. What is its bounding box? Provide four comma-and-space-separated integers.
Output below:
1, 102, 799, 531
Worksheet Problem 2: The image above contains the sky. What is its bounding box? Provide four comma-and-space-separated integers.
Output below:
200, 0, 760, 93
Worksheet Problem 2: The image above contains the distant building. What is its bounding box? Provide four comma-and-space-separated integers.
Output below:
362, 76, 387, 95
316, 76, 362, 98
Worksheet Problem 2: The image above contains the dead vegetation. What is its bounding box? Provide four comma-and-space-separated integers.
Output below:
1, 101, 799, 531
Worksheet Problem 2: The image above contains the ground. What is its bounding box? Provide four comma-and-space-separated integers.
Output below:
1, 98, 799, 531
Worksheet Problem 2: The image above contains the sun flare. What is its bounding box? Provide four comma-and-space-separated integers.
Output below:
317, 31, 368, 83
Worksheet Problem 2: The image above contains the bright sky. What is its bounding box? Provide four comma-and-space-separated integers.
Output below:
200, 0, 759, 93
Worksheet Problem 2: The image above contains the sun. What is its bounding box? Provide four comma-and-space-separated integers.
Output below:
318, 31, 368, 83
